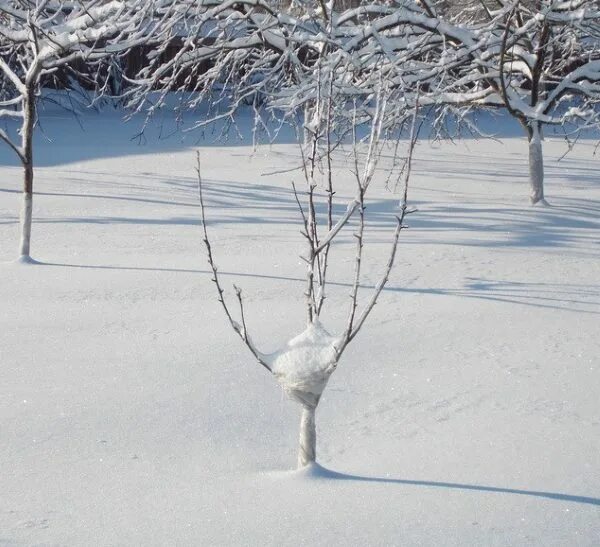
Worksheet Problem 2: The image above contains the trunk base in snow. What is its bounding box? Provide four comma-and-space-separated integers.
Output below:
530, 197, 551, 207
19, 192, 33, 258
527, 124, 546, 205
15, 255, 40, 265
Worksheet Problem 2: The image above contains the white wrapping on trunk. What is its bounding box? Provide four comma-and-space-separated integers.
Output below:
266, 320, 339, 408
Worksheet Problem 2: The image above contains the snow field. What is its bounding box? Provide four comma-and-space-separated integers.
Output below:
1, 110, 599, 545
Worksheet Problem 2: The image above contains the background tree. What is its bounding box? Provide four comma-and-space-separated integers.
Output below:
127, 1, 478, 143
492, 0, 600, 205
410, 0, 600, 204
0, 0, 176, 261
126, 0, 321, 133
304, 0, 600, 205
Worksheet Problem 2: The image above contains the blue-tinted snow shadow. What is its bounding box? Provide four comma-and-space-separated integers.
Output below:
334, 194, 600, 254
0, 103, 299, 168
1, 176, 598, 254
406, 201, 600, 251
24, 260, 599, 315
2, 100, 597, 168
303, 464, 600, 506
0, 176, 406, 235
402, 278, 600, 315
0, 177, 307, 227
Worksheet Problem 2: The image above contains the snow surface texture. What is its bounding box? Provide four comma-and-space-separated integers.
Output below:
0, 107, 599, 545
267, 320, 339, 408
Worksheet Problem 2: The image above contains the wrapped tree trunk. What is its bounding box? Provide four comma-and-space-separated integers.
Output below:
298, 405, 317, 468
527, 122, 546, 206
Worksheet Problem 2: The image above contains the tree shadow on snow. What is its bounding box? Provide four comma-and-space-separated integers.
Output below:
0, 105, 300, 168
2, 181, 599, 256
3, 160, 598, 255
304, 464, 600, 507
403, 278, 600, 315
402, 201, 600, 254
28, 260, 600, 315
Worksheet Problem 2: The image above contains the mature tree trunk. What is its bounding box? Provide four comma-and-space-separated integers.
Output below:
298, 405, 316, 468
527, 121, 546, 205
19, 85, 35, 259
19, 180, 33, 258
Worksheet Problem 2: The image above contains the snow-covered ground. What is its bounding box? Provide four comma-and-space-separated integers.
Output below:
1, 107, 599, 546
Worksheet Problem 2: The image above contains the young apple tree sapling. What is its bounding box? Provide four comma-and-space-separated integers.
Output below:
197, 88, 418, 469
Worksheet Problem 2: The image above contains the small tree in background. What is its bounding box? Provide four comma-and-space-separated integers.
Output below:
0, 0, 176, 261
493, 1, 600, 205
402, 0, 600, 204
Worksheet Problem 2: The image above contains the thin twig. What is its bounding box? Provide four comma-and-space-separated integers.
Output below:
196, 152, 271, 372
339, 91, 419, 355
317, 63, 337, 314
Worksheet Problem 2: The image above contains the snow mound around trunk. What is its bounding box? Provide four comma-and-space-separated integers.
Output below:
266, 320, 340, 408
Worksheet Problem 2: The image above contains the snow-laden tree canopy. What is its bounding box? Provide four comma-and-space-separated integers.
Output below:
128, 0, 600, 203
0, 0, 176, 147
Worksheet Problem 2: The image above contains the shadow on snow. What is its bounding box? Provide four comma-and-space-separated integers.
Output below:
1, 178, 598, 254
302, 464, 600, 507
23, 260, 600, 315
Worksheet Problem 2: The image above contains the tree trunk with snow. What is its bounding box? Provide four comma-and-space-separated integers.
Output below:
298, 405, 316, 468
19, 85, 35, 259
527, 122, 546, 205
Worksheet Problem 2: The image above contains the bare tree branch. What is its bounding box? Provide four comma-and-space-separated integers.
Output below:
196, 152, 271, 372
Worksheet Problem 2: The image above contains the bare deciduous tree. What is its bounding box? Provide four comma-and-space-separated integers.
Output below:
493, 1, 600, 205
0, 0, 176, 261
353, 1, 600, 204
197, 82, 417, 468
